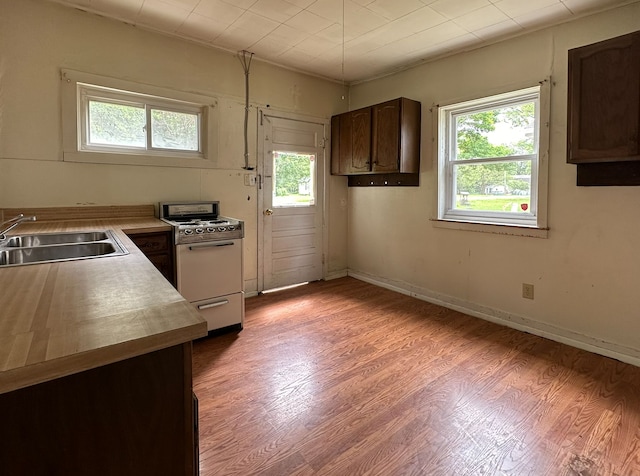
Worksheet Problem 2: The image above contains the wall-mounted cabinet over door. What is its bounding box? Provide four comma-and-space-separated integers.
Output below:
567, 30, 640, 164
331, 97, 421, 182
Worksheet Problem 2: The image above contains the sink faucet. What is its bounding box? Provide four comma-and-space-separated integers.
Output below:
0, 214, 37, 241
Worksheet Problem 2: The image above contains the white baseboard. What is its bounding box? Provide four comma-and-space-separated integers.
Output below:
325, 269, 348, 281
245, 271, 346, 297
244, 278, 258, 298
348, 270, 640, 368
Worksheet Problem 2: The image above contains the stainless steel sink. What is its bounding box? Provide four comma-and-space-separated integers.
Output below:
0, 230, 128, 267
5, 231, 110, 247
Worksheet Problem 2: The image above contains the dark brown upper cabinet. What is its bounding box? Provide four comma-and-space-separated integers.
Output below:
331, 97, 421, 176
567, 31, 640, 164
331, 106, 372, 174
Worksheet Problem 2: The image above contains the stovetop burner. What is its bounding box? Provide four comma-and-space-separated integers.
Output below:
159, 201, 244, 244
171, 218, 230, 226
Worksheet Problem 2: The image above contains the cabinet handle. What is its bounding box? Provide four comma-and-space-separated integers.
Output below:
198, 299, 229, 310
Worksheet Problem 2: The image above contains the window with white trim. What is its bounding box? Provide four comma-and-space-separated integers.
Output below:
80, 84, 202, 155
61, 69, 217, 168
437, 84, 549, 229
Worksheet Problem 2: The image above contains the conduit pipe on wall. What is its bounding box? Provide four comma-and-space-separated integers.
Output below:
237, 50, 254, 170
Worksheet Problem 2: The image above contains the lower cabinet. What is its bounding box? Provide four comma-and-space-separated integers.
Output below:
0, 343, 198, 476
127, 230, 176, 286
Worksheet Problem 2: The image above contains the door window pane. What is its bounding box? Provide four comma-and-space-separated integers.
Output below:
273, 151, 315, 207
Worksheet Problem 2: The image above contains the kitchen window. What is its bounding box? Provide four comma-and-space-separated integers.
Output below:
436, 81, 549, 235
81, 85, 201, 154
61, 69, 218, 168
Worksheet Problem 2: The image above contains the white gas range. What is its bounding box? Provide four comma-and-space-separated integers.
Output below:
160, 201, 244, 333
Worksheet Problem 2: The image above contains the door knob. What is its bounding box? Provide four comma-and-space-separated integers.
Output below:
264, 208, 273, 216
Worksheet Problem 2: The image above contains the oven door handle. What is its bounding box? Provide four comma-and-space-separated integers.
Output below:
187, 241, 235, 251
197, 299, 229, 310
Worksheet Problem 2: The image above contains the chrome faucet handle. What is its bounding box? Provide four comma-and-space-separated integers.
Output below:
0, 214, 25, 228
0, 215, 37, 241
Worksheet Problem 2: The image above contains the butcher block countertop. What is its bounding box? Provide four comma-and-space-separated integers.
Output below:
0, 205, 207, 395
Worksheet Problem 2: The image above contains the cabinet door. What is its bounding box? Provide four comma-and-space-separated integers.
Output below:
0, 344, 196, 476
330, 98, 420, 177
567, 31, 640, 163
127, 231, 175, 286
372, 99, 400, 172
339, 107, 372, 173
330, 115, 341, 175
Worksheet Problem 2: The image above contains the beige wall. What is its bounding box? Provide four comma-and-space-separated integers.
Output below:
0, 0, 349, 290
347, 3, 640, 363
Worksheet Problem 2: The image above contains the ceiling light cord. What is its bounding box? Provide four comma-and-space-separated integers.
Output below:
238, 50, 254, 170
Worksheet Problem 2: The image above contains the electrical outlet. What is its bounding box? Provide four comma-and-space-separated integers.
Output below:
522, 283, 534, 300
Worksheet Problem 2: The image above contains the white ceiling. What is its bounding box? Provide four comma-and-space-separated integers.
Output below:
50, 0, 633, 82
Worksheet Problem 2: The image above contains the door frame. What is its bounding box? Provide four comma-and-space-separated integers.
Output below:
256, 108, 330, 293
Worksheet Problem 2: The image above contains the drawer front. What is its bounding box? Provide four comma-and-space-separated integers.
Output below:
193, 293, 244, 331
129, 232, 170, 253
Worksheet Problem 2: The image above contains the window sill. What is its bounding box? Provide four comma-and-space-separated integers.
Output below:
63, 151, 217, 169
431, 218, 549, 238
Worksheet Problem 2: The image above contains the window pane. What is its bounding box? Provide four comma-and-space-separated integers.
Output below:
455, 102, 535, 160
88, 100, 145, 147
151, 109, 199, 151
454, 161, 531, 213
273, 151, 315, 207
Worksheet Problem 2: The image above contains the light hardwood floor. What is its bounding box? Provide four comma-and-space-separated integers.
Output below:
192, 277, 640, 475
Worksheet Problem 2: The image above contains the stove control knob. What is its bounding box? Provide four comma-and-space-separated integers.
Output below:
195, 228, 204, 234
218, 226, 227, 232
228, 225, 235, 231
206, 227, 215, 233
183, 229, 194, 235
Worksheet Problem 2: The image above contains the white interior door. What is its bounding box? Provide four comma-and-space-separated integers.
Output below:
260, 114, 325, 291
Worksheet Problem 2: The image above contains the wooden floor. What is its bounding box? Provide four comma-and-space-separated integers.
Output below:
192, 277, 640, 476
